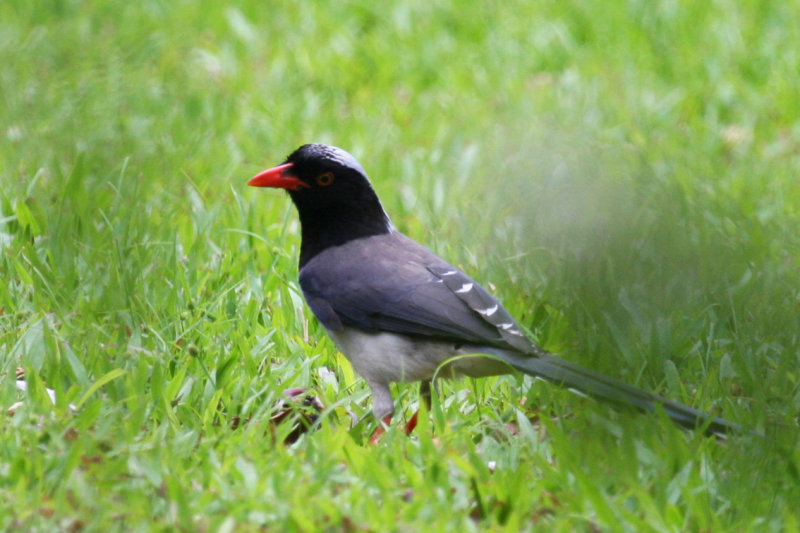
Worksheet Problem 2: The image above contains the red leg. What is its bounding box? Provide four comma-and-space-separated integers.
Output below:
404, 410, 419, 435
369, 416, 392, 444
369, 381, 432, 443
405, 380, 432, 436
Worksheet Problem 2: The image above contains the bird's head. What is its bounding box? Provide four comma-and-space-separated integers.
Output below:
249, 144, 394, 265
248, 144, 372, 205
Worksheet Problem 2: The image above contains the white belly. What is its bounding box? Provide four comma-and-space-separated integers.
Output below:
325, 327, 509, 385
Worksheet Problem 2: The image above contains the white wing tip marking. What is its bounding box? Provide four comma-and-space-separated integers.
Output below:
455, 283, 473, 294
441, 270, 459, 276
477, 304, 498, 316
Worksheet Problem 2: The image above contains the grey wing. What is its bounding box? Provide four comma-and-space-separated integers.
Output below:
426, 264, 539, 354
299, 233, 536, 353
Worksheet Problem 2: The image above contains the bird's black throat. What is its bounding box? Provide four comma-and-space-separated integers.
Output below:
293, 194, 393, 269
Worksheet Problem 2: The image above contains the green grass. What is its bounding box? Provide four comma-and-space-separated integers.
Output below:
1, 0, 799, 530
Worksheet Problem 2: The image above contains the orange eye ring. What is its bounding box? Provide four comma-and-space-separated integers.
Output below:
315, 172, 335, 187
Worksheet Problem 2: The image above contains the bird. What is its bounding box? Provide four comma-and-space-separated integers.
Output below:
248, 143, 740, 439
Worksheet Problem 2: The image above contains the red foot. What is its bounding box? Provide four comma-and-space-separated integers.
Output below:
369, 411, 420, 444
369, 416, 392, 444
404, 411, 419, 435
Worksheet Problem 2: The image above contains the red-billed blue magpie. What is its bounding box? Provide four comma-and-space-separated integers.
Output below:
249, 144, 739, 438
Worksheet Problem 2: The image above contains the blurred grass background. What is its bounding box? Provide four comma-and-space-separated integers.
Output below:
1, 0, 799, 530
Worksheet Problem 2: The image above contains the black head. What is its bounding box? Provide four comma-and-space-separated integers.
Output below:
249, 144, 394, 266
284, 144, 368, 182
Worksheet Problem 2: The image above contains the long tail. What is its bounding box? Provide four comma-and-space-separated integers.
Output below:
492, 349, 742, 437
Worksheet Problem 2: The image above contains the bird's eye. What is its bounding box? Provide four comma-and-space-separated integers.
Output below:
315, 172, 335, 187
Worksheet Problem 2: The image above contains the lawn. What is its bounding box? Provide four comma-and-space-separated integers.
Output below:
1, 0, 799, 530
